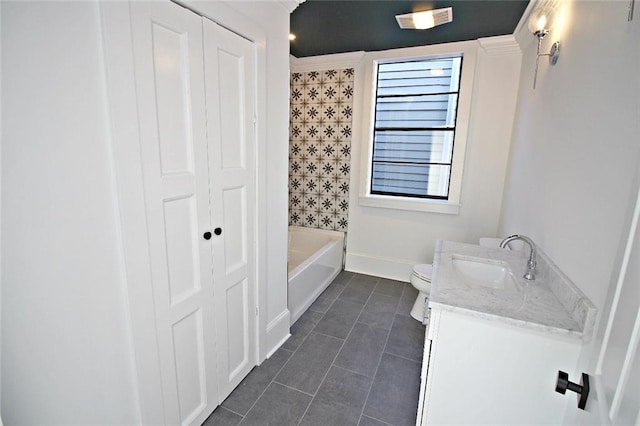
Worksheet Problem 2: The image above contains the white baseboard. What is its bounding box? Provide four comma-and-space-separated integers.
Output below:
345, 252, 413, 282
265, 309, 291, 357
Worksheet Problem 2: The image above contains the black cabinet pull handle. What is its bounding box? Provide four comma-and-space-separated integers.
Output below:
203, 232, 212, 240
555, 371, 589, 410
214, 227, 222, 236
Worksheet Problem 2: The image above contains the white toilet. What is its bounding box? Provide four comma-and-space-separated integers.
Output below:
409, 263, 432, 322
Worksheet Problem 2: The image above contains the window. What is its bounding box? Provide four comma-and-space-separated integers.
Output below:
371, 57, 462, 199
358, 43, 477, 214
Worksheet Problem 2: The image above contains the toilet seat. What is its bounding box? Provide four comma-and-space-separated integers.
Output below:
412, 264, 432, 282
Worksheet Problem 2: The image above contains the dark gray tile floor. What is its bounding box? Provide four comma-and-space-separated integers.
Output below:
203, 271, 425, 426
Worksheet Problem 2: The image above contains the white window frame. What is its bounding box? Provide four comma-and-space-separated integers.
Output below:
358, 41, 478, 215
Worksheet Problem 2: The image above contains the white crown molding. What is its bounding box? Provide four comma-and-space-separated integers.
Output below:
290, 51, 366, 72
478, 35, 521, 56
278, 0, 305, 13
514, 0, 540, 38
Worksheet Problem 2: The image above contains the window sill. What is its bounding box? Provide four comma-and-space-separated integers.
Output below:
358, 195, 460, 215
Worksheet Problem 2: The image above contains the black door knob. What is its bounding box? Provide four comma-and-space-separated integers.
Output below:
214, 227, 222, 236
203, 232, 212, 240
555, 370, 589, 410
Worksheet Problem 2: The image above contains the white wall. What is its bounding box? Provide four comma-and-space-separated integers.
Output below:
345, 39, 522, 281
230, 1, 292, 356
0, 1, 3, 417
1, 2, 140, 423
500, 0, 640, 314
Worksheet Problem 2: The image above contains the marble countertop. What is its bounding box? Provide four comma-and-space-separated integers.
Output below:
430, 240, 597, 340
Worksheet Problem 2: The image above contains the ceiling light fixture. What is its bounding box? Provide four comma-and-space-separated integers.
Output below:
396, 7, 453, 30
528, 5, 560, 89
289, 33, 297, 41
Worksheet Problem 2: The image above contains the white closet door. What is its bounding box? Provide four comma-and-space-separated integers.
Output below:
129, 3, 218, 425
202, 18, 257, 401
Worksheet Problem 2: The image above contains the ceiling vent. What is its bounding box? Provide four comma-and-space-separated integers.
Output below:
395, 7, 453, 30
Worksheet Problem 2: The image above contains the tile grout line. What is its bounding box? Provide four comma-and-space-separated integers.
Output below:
229, 272, 404, 426
355, 321, 396, 424
356, 280, 411, 426
282, 272, 352, 354
235, 279, 330, 423
214, 405, 245, 419
328, 361, 377, 380
296, 274, 379, 426
383, 351, 422, 363
307, 275, 352, 316
235, 317, 316, 424
384, 284, 426, 363
363, 414, 396, 426
382, 350, 422, 365
244, 271, 353, 425
310, 330, 347, 341
270, 380, 316, 397
340, 276, 400, 425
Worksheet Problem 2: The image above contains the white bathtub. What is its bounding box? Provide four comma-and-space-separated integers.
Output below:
288, 226, 344, 324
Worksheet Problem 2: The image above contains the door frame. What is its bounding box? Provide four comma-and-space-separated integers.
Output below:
588, 174, 640, 424
100, 2, 270, 422
561, 164, 640, 425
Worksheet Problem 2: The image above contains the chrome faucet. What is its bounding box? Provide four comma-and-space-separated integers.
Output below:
499, 234, 536, 280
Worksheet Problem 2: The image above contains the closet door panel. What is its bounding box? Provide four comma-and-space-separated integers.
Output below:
223, 186, 247, 273
218, 49, 246, 168
203, 17, 257, 401
172, 310, 207, 419
163, 195, 200, 304
130, 2, 218, 425
226, 277, 250, 377
151, 23, 195, 175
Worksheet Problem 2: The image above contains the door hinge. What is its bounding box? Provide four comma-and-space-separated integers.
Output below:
255, 307, 259, 317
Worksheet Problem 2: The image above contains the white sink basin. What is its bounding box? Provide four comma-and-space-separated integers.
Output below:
452, 255, 518, 291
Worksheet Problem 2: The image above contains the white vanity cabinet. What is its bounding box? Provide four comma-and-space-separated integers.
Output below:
416, 240, 597, 425
417, 307, 583, 425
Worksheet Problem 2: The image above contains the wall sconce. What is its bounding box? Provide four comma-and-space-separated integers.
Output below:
528, 6, 560, 89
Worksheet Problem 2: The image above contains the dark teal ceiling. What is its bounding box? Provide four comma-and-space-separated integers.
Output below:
290, 0, 529, 57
